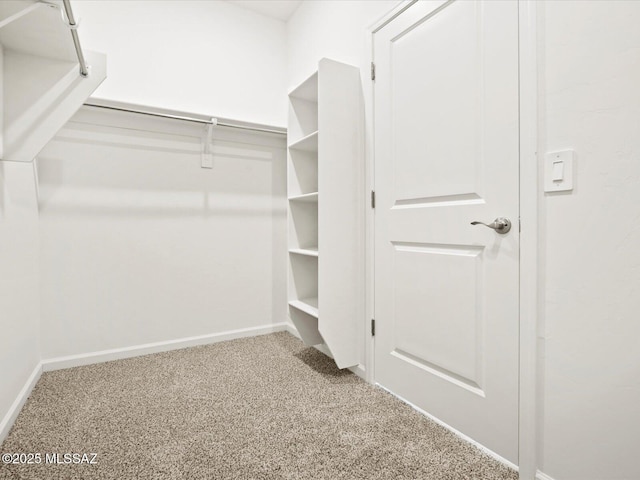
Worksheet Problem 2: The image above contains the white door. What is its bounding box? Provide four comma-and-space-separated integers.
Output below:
374, 0, 520, 463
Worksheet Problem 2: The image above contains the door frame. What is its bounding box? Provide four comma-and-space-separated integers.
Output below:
363, 1, 539, 479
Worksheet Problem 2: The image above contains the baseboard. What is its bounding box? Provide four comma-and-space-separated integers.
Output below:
0, 363, 42, 444
284, 323, 367, 380
536, 471, 556, 480
377, 384, 519, 472
41, 323, 289, 372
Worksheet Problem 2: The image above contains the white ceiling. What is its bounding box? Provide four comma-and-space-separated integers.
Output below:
225, 0, 302, 22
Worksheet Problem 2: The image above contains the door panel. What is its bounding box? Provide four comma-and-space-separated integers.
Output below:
393, 0, 481, 202
374, 0, 519, 463
392, 242, 483, 389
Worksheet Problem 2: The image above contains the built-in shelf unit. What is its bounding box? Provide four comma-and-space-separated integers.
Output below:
287, 58, 363, 369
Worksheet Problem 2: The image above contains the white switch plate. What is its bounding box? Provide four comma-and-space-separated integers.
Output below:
545, 149, 574, 192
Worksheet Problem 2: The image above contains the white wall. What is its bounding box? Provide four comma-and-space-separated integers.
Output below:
0, 161, 40, 435
287, 0, 399, 90
73, 0, 287, 127
37, 107, 287, 359
539, 2, 640, 479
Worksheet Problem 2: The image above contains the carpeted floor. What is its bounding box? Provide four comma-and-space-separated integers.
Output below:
0, 332, 518, 480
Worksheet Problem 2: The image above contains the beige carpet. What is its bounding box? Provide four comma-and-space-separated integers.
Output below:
0, 332, 518, 480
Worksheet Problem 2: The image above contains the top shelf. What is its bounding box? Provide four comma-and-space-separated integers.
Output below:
0, 2, 77, 62
288, 71, 318, 103
0, 1, 107, 162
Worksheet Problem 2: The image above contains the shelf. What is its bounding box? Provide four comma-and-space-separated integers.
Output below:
289, 297, 319, 318
288, 71, 318, 103
289, 247, 318, 257
288, 131, 318, 152
0, 2, 76, 62
288, 149, 318, 197
288, 192, 318, 203
289, 306, 323, 346
0, 1, 107, 162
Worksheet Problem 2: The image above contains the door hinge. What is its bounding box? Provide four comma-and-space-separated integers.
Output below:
371, 319, 376, 336
371, 62, 376, 81
371, 190, 376, 208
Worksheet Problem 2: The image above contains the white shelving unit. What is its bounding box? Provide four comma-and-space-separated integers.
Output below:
287, 59, 364, 369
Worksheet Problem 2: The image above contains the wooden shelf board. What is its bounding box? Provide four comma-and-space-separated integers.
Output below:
289, 297, 319, 318
288, 131, 318, 152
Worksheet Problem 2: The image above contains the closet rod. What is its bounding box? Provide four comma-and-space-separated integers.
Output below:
83, 102, 287, 136
62, 0, 89, 77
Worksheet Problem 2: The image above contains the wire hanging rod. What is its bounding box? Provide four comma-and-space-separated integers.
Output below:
83, 102, 287, 136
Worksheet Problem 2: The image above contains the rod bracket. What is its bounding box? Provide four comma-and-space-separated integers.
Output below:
201, 119, 217, 169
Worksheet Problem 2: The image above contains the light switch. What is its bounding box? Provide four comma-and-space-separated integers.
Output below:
552, 160, 564, 182
545, 150, 574, 192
